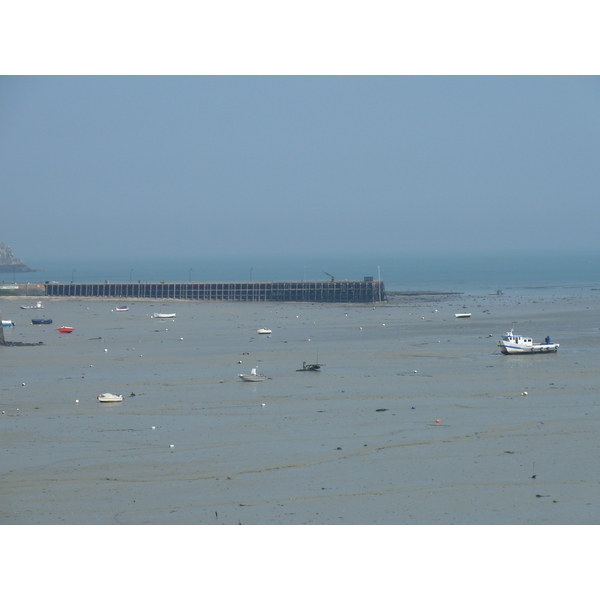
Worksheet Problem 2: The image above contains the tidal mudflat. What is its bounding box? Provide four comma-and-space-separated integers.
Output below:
1, 292, 599, 524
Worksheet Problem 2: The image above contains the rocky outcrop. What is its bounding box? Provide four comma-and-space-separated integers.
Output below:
0, 243, 35, 272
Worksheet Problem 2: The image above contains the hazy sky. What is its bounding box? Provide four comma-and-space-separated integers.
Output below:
2, 76, 599, 261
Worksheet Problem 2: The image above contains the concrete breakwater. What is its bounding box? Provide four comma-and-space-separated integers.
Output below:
44, 279, 386, 303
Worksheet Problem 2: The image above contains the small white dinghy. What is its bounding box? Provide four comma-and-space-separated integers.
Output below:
238, 367, 267, 382
455, 313, 471, 318
97, 393, 124, 402
257, 328, 272, 334
153, 313, 176, 318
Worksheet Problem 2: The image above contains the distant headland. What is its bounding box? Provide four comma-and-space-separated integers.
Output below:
0, 243, 36, 273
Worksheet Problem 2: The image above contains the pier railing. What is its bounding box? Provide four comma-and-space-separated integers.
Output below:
44, 280, 386, 303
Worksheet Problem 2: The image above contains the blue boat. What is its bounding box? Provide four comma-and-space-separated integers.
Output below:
32, 318, 53, 325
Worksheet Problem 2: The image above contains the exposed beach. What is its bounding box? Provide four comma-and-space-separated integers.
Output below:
1, 291, 599, 525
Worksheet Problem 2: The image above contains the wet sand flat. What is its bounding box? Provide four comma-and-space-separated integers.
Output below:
1, 292, 599, 524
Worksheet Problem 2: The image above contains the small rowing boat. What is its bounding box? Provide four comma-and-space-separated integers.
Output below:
153, 313, 176, 318
57, 326, 74, 333
116, 306, 129, 312
32, 318, 53, 325
238, 367, 267, 382
97, 393, 124, 402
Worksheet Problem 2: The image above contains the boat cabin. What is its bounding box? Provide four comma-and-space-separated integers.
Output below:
502, 332, 534, 347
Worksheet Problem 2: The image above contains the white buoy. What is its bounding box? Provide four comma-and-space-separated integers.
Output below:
104, 349, 108, 352
521, 391, 528, 396
180, 337, 184, 340
75, 399, 79, 403
21, 383, 25, 386
414, 370, 417, 373
261, 403, 266, 406
169, 444, 174, 448
151, 426, 156, 429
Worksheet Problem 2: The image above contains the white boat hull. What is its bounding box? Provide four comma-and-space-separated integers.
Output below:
97, 393, 124, 402
498, 343, 559, 355
238, 367, 267, 382
21, 302, 44, 309
153, 313, 176, 318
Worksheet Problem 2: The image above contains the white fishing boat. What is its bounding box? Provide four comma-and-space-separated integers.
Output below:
20, 300, 44, 309
153, 313, 176, 318
455, 313, 471, 318
238, 367, 267, 382
97, 393, 124, 402
498, 330, 560, 354
257, 328, 272, 334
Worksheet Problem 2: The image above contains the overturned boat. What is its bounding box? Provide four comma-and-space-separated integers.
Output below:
498, 330, 560, 354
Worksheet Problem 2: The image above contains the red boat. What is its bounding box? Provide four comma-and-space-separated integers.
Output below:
57, 326, 74, 333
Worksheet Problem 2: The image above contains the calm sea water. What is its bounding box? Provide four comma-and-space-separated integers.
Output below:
5, 252, 600, 297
